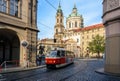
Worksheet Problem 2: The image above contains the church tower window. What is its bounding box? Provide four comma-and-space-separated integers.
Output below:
56, 29, 58, 33
57, 19, 59, 23
60, 19, 62, 23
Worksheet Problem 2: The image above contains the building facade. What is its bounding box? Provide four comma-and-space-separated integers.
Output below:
0, 0, 38, 67
80, 24, 105, 57
54, 4, 105, 58
103, 0, 120, 74
38, 3, 105, 58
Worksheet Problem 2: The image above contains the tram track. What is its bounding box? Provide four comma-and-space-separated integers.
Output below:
4, 60, 87, 81
59, 61, 88, 81
10, 64, 74, 81
4, 67, 53, 81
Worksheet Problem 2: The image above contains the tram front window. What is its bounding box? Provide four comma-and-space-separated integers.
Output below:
48, 50, 61, 57
48, 51, 57, 57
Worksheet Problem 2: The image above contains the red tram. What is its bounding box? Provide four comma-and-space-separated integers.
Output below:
45, 48, 75, 69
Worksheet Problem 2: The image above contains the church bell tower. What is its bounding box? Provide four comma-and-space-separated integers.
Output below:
54, 2, 65, 44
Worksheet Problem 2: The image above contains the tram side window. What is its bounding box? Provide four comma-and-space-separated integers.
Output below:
57, 50, 60, 57
66, 51, 74, 58
61, 51, 65, 57
66, 51, 70, 58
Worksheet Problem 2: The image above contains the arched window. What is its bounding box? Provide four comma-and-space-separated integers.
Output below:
56, 29, 58, 33
75, 21, 77, 27
77, 38, 79, 43
57, 19, 59, 23
60, 19, 62, 23
69, 22, 71, 28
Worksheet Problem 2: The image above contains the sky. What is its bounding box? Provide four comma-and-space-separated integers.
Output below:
37, 0, 103, 39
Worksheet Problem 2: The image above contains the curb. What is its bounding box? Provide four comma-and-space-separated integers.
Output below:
0, 65, 46, 74
95, 68, 120, 77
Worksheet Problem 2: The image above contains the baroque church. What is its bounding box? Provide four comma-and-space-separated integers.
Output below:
38, 3, 105, 58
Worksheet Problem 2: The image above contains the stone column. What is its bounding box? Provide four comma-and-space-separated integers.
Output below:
6, 0, 10, 14
102, 0, 120, 74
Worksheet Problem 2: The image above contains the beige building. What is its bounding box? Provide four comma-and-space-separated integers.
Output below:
54, 4, 105, 58
37, 38, 54, 55
80, 24, 105, 57
0, 0, 38, 67
38, 4, 105, 58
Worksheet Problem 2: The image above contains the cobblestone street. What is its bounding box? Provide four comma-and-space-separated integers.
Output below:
65, 59, 120, 81
1, 59, 120, 81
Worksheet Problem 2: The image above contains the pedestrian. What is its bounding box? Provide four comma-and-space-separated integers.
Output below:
36, 55, 40, 66
39, 55, 42, 65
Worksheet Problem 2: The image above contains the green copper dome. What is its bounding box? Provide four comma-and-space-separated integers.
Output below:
68, 4, 81, 18
69, 12, 81, 17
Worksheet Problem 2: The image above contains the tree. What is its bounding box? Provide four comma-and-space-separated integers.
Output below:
88, 34, 105, 58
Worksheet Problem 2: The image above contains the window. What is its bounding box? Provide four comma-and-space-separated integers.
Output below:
77, 39, 79, 43
57, 19, 59, 23
75, 21, 77, 27
87, 35, 89, 39
0, 0, 21, 17
82, 42, 84, 45
98, 28, 99, 31
82, 36, 84, 39
56, 29, 58, 33
0, 0, 7, 13
92, 35, 94, 38
61, 51, 65, 57
10, 0, 19, 16
69, 22, 71, 28
60, 19, 62, 23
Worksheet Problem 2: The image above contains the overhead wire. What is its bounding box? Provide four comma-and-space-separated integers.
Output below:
0, 0, 69, 38
44, 0, 67, 18
0, 1, 54, 33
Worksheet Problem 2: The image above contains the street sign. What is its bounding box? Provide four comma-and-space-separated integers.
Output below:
21, 40, 29, 47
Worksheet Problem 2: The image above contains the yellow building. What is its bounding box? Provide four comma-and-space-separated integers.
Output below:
0, 0, 38, 67
80, 24, 105, 57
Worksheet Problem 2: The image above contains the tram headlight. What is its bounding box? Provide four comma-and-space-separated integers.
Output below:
53, 60, 55, 63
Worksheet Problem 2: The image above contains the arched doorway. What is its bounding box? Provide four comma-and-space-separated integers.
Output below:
0, 29, 20, 66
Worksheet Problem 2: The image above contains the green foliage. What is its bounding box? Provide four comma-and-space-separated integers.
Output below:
88, 34, 105, 57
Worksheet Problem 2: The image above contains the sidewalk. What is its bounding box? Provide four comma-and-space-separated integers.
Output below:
0, 65, 46, 74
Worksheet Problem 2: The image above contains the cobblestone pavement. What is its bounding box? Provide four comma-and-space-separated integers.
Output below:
65, 59, 120, 81
1, 59, 120, 81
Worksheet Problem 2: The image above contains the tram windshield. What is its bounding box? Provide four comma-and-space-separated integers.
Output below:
48, 50, 61, 57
